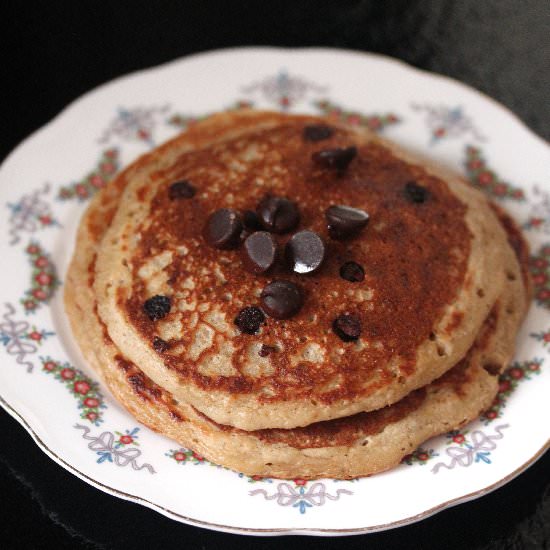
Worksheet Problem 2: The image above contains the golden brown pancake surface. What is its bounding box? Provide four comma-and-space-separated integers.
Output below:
93, 111, 514, 430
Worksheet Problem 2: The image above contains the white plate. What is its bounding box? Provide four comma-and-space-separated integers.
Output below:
0, 47, 548, 536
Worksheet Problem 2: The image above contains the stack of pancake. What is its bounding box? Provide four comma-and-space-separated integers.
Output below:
65, 111, 530, 479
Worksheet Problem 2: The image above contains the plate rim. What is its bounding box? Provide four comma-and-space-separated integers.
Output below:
0, 45, 549, 536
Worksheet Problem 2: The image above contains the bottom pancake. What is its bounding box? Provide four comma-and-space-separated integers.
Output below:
65, 113, 529, 479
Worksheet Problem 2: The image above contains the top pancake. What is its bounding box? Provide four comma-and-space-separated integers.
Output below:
94, 110, 513, 430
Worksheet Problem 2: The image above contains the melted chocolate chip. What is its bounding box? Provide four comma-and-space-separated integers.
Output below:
303, 124, 335, 142
257, 196, 300, 234
234, 306, 265, 335
152, 336, 170, 353
260, 280, 303, 319
339, 261, 365, 282
242, 231, 278, 274
326, 205, 370, 239
332, 314, 361, 341
143, 295, 171, 321
405, 181, 428, 203
259, 344, 277, 357
203, 208, 243, 249
168, 180, 196, 200
285, 230, 326, 274
312, 146, 357, 171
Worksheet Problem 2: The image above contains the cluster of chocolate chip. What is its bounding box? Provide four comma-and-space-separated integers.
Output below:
200, 125, 376, 341
142, 124, 430, 346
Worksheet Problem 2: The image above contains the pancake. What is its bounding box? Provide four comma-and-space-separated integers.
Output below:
65, 129, 528, 477
92, 111, 518, 430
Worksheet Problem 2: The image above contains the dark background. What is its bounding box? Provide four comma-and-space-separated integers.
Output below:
1, 1, 548, 548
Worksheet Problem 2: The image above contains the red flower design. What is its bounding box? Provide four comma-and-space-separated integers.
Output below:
174, 451, 187, 462
532, 258, 548, 269
192, 452, 205, 461
61, 368, 75, 380
90, 175, 105, 188
84, 397, 99, 408
543, 333, 550, 342
434, 127, 445, 137
494, 184, 507, 196
468, 159, 482, 170
532, 273, 548, 285
32, 288, 47, 300
279, 96, 290, 107
485, 410, 497, 420
28, 331, 42, 341
26, 244, 39, 254
417, 453, 429, 461
73, 380, 91, 395
528, 363, 540, 371
38, 215, 52, 225
508, 367, 524, 380
537, 289, 550, 300
43, 361, 56, 371
512, 189, 525, 199
137, 129, 149, 140
452, 434, 465, 444
35, 272, 52, 286
499, 380, 511, 393
34, 256, 49, 268
478, 172, 493, 185
101, 162, 115, 174
86, 412, 98, 422
294, 478, 307, 486
367, 118, 381, 129
119, 435, 134, 445
24, 300, 36, 310
75, 184, 89, 198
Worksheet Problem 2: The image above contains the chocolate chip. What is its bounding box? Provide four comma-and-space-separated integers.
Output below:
260, 280, 303, 319
405, 181, 428, 203
153, 336, 170, 353
285, 230, 326, 274
203, 208, 243, 249
143, 295, 171, 321
332, 314, 361, 341
303, 124, 334, 142
234, 306, 265, 335
312, 146, 357, 171
242, 231, 278, 274
243, 210, 263, 232
168, 180, 196, 200
326, 205, 369, 239
257, 196, 300, 234
339, 261, 365, 282
259, 344, 277, 357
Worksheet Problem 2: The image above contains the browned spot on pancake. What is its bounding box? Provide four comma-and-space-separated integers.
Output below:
432, 359, 471, 397
192, 389, 426, 449
113, 352, 186, 419
445, 311, 464, 334
482, 363, 501, 376
475, 304, 499, 352
489, 202, 530, 289
169, 410, 185, 422
124, 120, 472, 404
433, 304, 499, 396
114, 354, 133, 372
